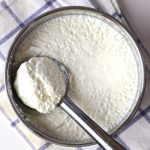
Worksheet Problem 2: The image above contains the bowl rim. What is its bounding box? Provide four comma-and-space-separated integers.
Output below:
5, 6, 145, 147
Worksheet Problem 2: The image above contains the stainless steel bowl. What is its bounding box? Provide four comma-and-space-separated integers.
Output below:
5, 6, 145, 146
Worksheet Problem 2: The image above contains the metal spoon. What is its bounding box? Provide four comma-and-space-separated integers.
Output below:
16, 57, 125, 150
53, 58, 125, 150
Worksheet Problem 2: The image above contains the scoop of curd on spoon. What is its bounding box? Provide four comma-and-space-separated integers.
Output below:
14, 56, 125, 150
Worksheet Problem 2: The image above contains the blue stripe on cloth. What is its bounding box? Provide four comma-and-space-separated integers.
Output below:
0, 0, 56, 45
11, 118, 20, 127
139, 107, 150, 123
0, 84, 5, 92
45, 0, 55, 9
0, 25, 21, 45
1, 1, 25, 28
38, 142, 51, 150
112, 11, 122, 19
0, 51, 6, 61
113, 134, 118, 139
112, 11, 118, 17
0, 105, 36, 150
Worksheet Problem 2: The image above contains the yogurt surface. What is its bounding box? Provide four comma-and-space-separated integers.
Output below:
14, 9, 139, 142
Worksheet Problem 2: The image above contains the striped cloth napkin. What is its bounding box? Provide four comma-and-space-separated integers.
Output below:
0, 0, 150, 150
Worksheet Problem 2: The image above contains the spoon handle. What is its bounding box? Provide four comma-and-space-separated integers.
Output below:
60, 96, 125, 150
